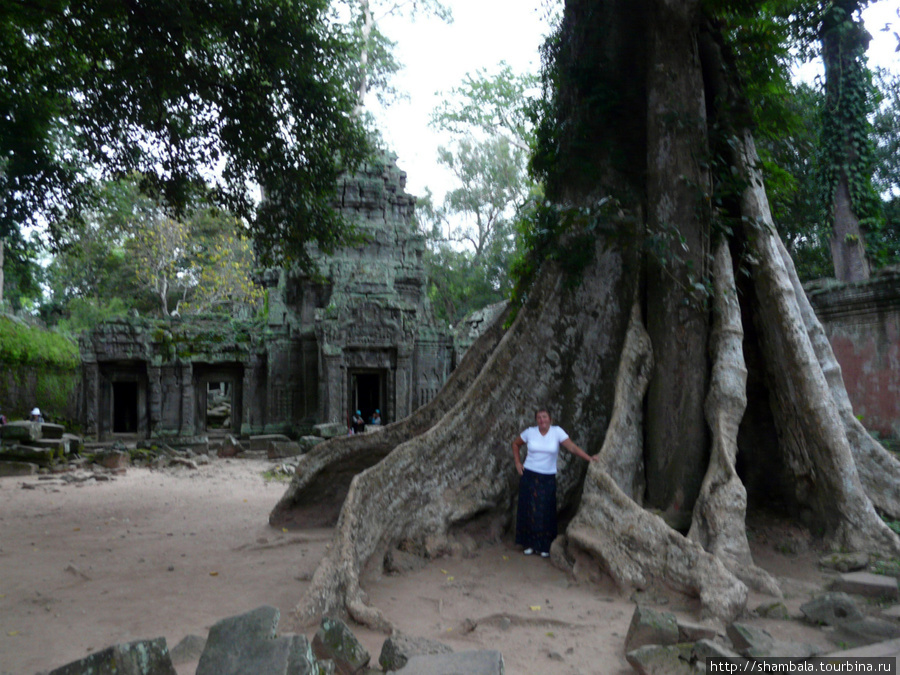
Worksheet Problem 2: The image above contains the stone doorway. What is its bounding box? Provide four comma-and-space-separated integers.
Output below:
194, 365, 244, 437
349, 370, 385, 426
112, 381, 139, 433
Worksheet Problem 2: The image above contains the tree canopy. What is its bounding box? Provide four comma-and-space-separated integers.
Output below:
1, 0, 372, 271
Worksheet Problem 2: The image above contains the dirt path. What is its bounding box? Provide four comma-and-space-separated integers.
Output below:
0, 459, 837, 674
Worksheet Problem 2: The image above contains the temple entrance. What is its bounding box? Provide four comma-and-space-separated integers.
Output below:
112, 381, 139, 433
194, 365, 243, 436
349, 370, 385, 426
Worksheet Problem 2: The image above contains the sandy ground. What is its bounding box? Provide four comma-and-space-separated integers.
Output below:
0, 458, 842, 675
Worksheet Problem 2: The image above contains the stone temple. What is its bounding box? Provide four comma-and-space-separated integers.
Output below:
80, 154, 490, 442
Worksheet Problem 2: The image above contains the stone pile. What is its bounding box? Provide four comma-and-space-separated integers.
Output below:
623, 571, 900, 674
45, 606, 505, 675
0, 420, 83, 476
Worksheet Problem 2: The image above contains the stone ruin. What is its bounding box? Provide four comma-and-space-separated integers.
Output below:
79, 154, 469, 443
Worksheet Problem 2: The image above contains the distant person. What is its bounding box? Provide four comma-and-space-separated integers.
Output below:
30, 407, 44, 423
370, 409, 382, 426
351, 410, 365, 434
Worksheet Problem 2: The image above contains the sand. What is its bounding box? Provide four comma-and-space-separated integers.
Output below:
0, 458, 839, 674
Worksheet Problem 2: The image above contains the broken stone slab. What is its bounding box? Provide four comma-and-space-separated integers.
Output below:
0, 444, 57, 466
832, 617, 900, 648
39, 423, 65, 440
677, 619, 720, 642
726, 623, 774, 654
880, 605, 900, 620
692, 638, 743, 662
249, 434, 291, 452
0, 460, 38, 476
819, 552, 869, 573
31, 438, 68, 453
313, 422, 345, 439
392, 650, 505, 674
379, 633, 454, 671
624, 605, 680, 652
97, 449, 131, 470
62, 434, 84, 455
268, 441, 303, 459
298, 435, 327, 452
755, 602, 790, 620
745, 640, 823, 658
825, 636, 900, 658
800, 592, 864, 625
47, 637, 176, 675
312, 616, 371, 674
625, 644, 695, 675
218, 435, 244, 458
831, 572, 900, 600
169, 635, 207, 664
196, 605, 320, 675
0, 421, 42, 443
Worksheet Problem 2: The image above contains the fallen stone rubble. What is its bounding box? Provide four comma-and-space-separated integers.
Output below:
623, 573, 900, 674
43, 605, 505, 675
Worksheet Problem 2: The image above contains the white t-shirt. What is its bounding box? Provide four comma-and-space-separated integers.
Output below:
520, 425, 569, 475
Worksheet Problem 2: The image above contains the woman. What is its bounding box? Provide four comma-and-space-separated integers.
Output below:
512, 408, 595, 557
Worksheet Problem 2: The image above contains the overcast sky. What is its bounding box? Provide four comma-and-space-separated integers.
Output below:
369, 0, 900, 204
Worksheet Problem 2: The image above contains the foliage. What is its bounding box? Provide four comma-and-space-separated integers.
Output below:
0, 0, 372, 270
0, 316, 78, 368
44, 177, 265, 326
817, 2, 884, 238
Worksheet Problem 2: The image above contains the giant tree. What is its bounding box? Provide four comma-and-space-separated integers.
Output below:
272, 0, 900, 628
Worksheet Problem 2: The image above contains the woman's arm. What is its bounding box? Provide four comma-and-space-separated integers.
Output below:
561, 438, 595, 463
512, 435, 526, 476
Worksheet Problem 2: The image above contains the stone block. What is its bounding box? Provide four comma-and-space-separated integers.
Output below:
298, 436, 327, 452
394, 650, 505, 674
48, 637, 176, 675
0, 460, 39, 476
32, 438, 67, 454
40, 423, 65, 440
379, 633, 454, 671
0, 444, 57, 466
832, 572, 900, 600
250, 434, 291, 452
218, 435, 244, 458
820, 552, 869, 573
800, 592, 864, 626
63, 434, 84, 455
97, 449, 131, 470
677, 619, 720, 642
196, 605, 320, 675
625, 644, 695, 675
169, 635, 207, 664
268, 441, 303, 459
0, 421, 41, 443
624, 605, 680, 652
726, 623, 774, 654
312, 616, 371, 674
313, 423, 345, 439
833, 618, 900, 648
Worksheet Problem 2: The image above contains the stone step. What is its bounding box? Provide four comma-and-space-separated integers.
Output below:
832, 572, 900, 600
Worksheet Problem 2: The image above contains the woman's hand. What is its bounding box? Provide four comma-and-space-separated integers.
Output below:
515, 460, 524, 476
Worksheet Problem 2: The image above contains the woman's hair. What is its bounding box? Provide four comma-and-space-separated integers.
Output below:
534, 407, 552, 420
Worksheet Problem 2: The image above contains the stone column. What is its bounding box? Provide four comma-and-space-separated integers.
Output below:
147, 366, 162, 437
395, 349, 413, 421
179, 361, 195, 438
82, 362, 100, 438
320, 353, 344, 425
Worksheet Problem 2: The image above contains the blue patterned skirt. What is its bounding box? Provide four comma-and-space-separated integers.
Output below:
515, 469, 557, 553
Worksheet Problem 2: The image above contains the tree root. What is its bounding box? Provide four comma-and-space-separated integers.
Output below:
736, 131, 900, 557
688, 240, 781, 598
269, 302, 513, 529
567, 299, 749, 622
290, 242, 640, 630
776, 238, 900, 521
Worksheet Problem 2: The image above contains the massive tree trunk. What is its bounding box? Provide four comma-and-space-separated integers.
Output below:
276, 0, 900, 629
